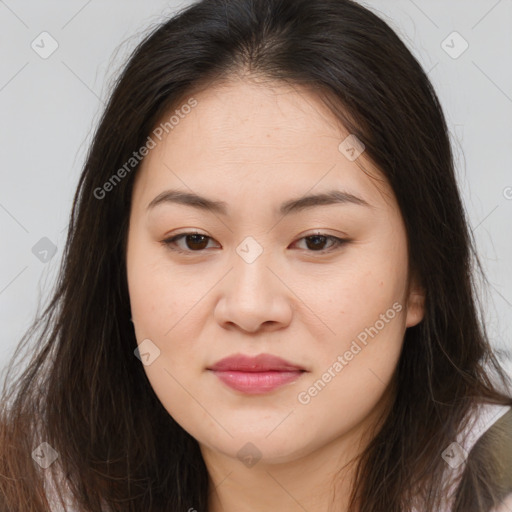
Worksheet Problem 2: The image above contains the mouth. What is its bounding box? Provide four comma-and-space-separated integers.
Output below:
207, 353, 307, 394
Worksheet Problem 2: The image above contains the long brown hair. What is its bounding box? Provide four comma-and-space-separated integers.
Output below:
1, 0, 511, 510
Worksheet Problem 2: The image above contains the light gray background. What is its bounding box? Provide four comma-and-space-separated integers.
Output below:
1, 1, 511, 379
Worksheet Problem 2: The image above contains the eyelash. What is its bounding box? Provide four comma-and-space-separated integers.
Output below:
160, 231, 349, 255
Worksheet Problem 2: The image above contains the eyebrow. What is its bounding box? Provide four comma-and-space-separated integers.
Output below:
146, 188, 372, 216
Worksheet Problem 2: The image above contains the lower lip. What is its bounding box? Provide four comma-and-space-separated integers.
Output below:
209, 370, 304, 394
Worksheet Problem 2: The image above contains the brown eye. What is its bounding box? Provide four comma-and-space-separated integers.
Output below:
304, 235, 330, 251
293, 234, 348, 253
162, 233, 217, 253
162, 232, 348, 255
181, 234, 210, 250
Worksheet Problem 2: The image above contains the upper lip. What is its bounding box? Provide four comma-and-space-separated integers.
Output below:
208, 353, 306, 372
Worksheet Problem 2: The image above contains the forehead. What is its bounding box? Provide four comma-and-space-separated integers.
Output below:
133, 78, 394, 213
160, 78, 351, 159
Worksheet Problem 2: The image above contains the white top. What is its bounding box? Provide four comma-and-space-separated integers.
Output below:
411, 402, 512, 512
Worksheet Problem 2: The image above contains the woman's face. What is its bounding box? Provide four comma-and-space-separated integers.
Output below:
126, 78, 424, 467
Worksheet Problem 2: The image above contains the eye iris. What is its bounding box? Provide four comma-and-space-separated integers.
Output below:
305, 235, 328, 251
186, 234, 209, 250
172, 233, 338, 252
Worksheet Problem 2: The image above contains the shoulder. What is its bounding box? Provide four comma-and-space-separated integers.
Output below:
455, 403, 512, 512
490, 493, 512, 512
477, 405, 512, 486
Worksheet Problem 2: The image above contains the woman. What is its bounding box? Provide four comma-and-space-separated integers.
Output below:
1, 0, 511, 511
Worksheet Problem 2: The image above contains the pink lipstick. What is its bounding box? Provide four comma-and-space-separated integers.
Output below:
207, 353, 306, 394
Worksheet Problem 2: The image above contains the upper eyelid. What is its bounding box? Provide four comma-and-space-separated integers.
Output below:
162, 231, 348, 252
164, 231, 345, 242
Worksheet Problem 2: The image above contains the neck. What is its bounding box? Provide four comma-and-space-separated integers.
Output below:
202, 394, 392, 512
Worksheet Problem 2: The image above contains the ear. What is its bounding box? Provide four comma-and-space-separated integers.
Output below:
405, 274, 425, 328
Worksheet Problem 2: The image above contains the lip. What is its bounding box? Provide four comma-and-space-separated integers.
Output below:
208, 353, 305, 372
207, 353, 306, 394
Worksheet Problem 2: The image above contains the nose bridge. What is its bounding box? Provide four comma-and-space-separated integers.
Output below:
231, 235, 274, 300
214, 234, 293, 332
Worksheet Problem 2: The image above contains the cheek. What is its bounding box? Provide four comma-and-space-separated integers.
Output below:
306, 234, 408, 395
296, 299, 406, 444
127, 269, 170, 340
316, 252, 408, 348
127, 268, 205, 387
126, 242, 208, 382
127, 240, 199, 338
312, 293, 406, 388
126, 258, 208, 432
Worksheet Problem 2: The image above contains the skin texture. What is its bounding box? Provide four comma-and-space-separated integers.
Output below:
126, 77, 425, 512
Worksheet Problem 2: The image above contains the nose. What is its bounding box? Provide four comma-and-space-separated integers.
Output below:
214, 250, 293, 334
